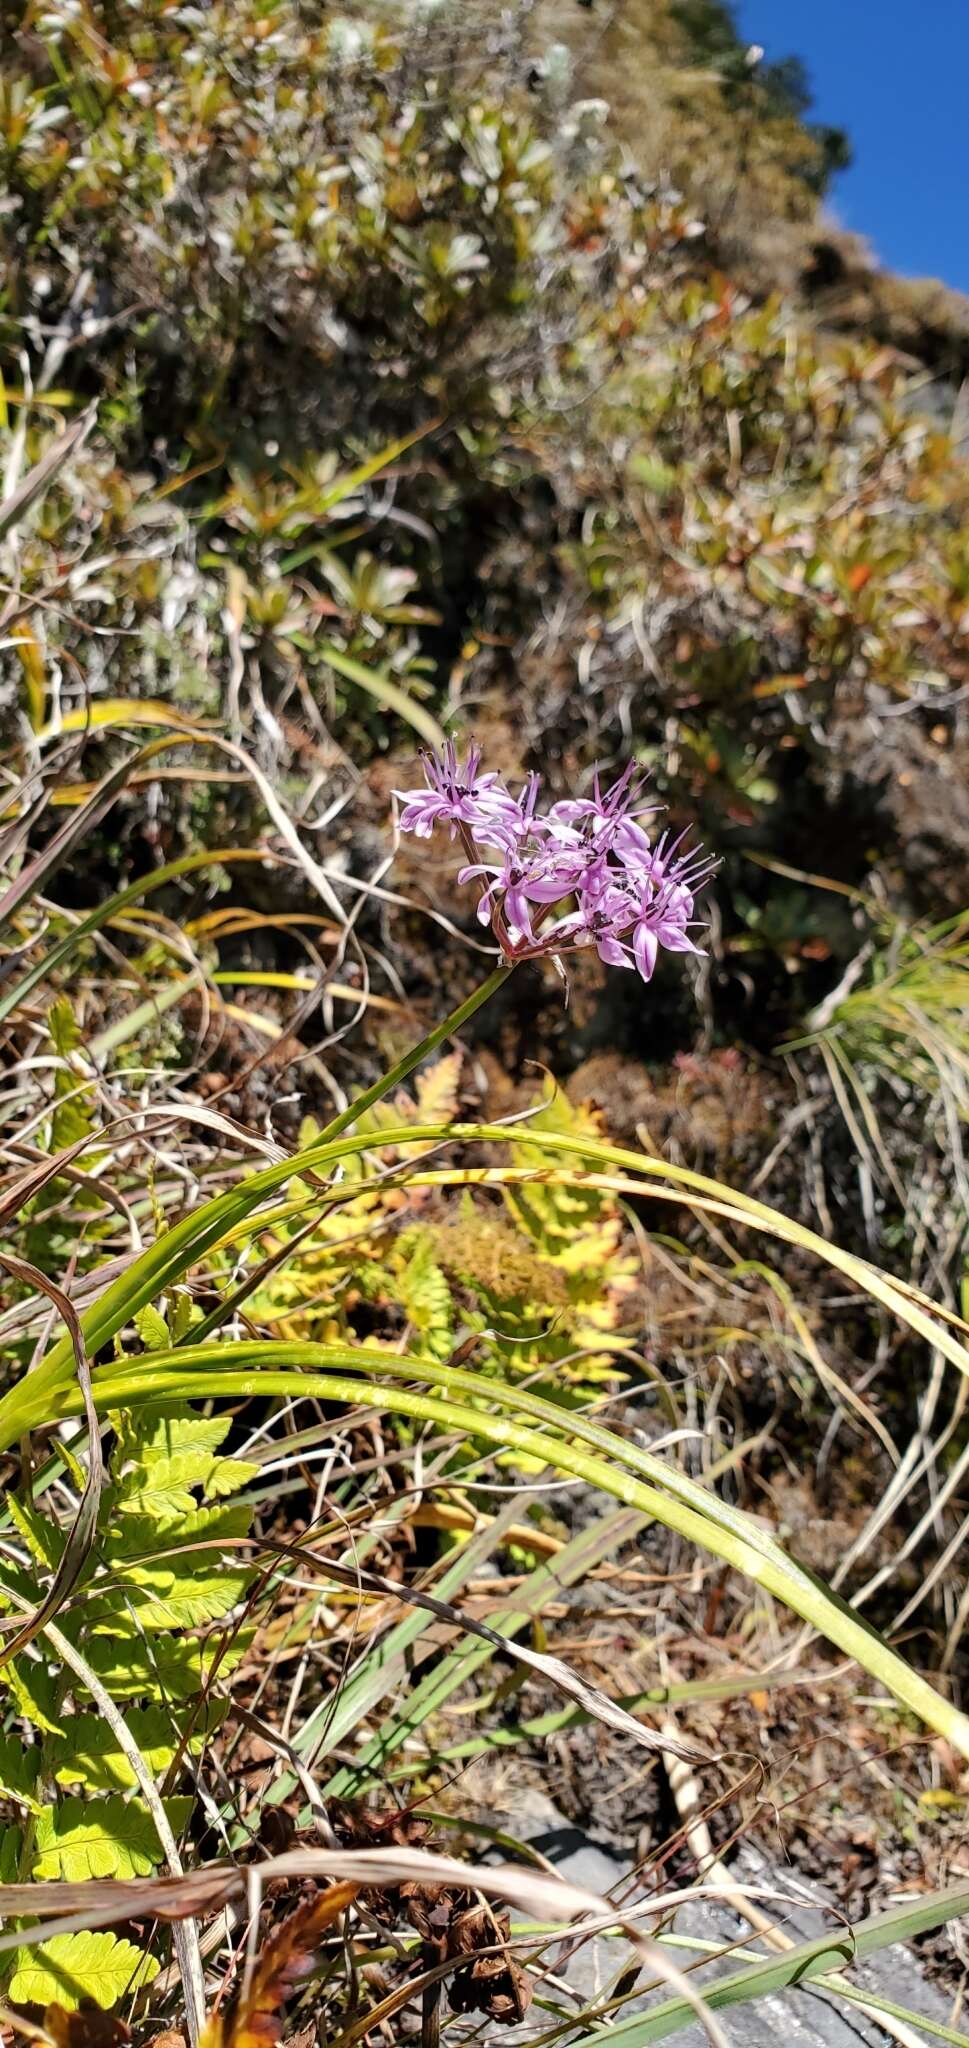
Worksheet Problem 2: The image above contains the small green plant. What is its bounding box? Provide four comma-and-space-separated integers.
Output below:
1, 11, 968, 2013
0, 1403, 257, 2006
782, 900, 969, 1229
798, 909, 969, 1120
4, 719, 969, 2037
241, 1069, 638, 1412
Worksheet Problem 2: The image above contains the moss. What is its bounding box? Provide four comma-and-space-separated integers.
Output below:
436, 1212, 571, 1314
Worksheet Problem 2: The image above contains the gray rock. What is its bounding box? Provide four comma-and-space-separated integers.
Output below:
488, 1791, 957, 2046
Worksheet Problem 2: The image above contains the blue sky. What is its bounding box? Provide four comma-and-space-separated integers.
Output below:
734, 0, 969, 293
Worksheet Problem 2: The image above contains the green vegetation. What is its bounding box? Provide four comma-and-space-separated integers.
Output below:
0, 1405, 251, 2003
1, 2, 968, 2043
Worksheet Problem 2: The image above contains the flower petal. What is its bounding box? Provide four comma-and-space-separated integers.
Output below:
633, 925, 659, 981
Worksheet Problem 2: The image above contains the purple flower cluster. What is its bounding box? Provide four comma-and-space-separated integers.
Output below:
396, 742, 715, 984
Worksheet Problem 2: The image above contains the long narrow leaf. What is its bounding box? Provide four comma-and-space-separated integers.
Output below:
0, 736, 191, 932
36, 698, 210, 743
414, 1667, 836, 1774
18, 1119, 969, 1398
318, 1507, 648, 1797
290, 1494, 527, 1773
0, 845, 273, 1023
0, 405, 96, 542
17, 1347, 969, 1756
9, 1112, 969, 1751
566, 1881, 969, 2046
317, 642, 446, 749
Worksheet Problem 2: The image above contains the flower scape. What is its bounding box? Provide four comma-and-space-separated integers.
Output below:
397, 743, 716, 981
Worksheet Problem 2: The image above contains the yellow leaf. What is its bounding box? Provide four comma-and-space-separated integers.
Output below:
12, 616, 46, 730
415, 1051, 463, 1123
9, 1931, 158, 2009
36, 698, 210, 743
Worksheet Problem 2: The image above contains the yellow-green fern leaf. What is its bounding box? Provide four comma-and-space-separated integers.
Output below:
112, 1408, 234, 1522
52, 1702, 224, 1792
206, 1455, 260, 1498
414, 1050, 463, 1123
0, 1732, 42, 1810
0, 1655, 63, 1735
6, 1490, 66, 1570
8, 1932, 159, 2010
90, 1557, 253, 1631
79, 1629, 252, 1702
31, 1794, 194, 1880
105, 1498, 252, 1561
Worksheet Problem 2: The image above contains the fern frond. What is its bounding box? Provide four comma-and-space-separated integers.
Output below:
414, 1049, 463, 1123
0, 1655, 64, 1734
47, 995, 97, 1154
134, 1302, 171, 1352
115, 1407, 231, 1464
0, 1731, 43, 1810
52, 1702, 224, 1791
8, 1932, 159, 2010
395, 1227, 453, 1358
31, 1794, 194, 1880
505, 1081, 638, 1336
6, 1490, 67, 1570
79, 1628, 252, 1702
206, 1456, 260, 1498
105, 1405, 256, 1525
105, 1499, 253, 1562
89, 1562, 253, 1631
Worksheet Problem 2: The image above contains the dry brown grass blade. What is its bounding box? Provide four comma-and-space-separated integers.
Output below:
304, 1551, 712, 1765
0, 1847, 695, 1939
660, 1717, 925, 2048
0, 1251, 102, 1670
0, 1853, 731, 2047
0, 1136, 113, 1229
0, 742, 169, 931
0, 405, 97, 544
0, 769, 54, 869
126, 1524, 710, 1766
0, 1872, 226, 1929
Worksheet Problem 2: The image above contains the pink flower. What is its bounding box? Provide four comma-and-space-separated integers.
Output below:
628, 879, 703, 981
395, 741, 520, 844
396, 741, 715, 983
546, 763, 660, 865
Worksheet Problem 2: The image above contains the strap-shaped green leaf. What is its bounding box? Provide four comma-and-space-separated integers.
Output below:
72, 1350, 969, 1757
